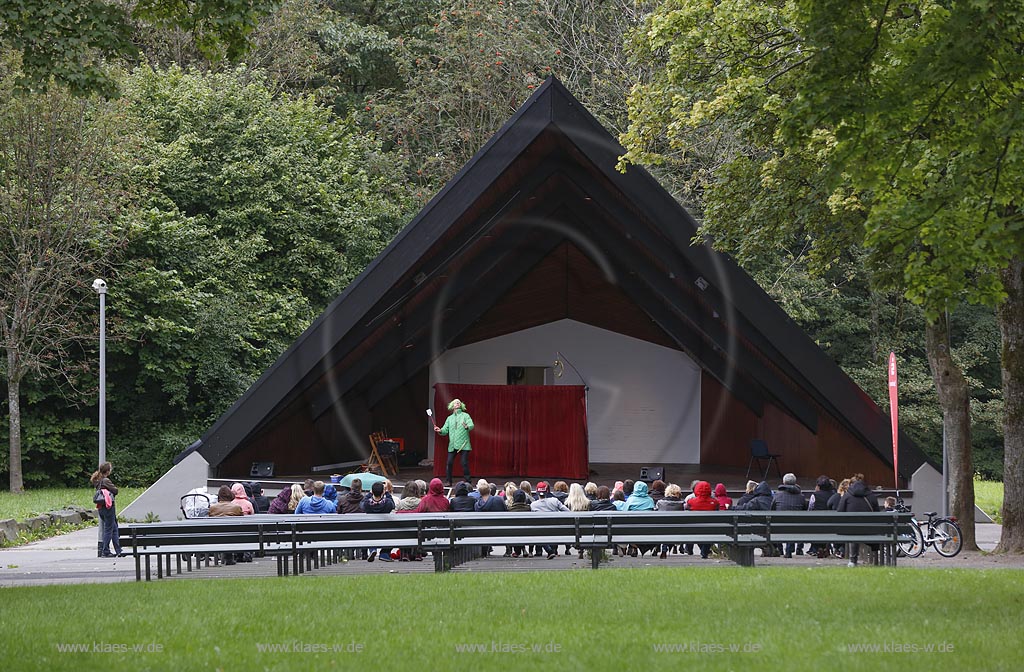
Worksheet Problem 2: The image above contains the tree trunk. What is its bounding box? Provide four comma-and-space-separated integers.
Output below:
7, 348, 23, 494
996, 257, 1024, 553
924, 315, 978, 550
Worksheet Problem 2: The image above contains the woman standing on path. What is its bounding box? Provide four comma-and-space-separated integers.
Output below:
90, 462, 124, 558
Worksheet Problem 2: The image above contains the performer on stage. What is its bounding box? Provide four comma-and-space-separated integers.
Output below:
435, 398, 474, 486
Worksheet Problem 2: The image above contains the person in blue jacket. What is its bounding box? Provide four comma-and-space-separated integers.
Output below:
295, 481, 337, 514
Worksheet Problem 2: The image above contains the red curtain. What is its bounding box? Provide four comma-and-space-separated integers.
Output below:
432, 384, 588, 479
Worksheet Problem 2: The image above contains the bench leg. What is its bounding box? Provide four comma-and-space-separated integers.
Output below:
135, 554, 141, 582
728, 546, 755, 567
145, 555, 151, 582
591, 549, 600, 570
433, 551, 446, 573
176, 554, 181, 575
157, 555, 163, 579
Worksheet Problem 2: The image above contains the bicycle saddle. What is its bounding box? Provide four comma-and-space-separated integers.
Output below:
923, 511, 936, 517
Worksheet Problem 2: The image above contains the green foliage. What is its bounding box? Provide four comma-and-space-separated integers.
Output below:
0, 0, 280, 96
623, 0, 1024, 318
621, 0, 1017, 475
96, 66, 412, 484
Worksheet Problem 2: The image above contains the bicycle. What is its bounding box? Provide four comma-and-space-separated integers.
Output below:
892, 496, 963, 558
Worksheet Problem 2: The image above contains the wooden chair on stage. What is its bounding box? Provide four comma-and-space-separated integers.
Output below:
367, 431, 399, 479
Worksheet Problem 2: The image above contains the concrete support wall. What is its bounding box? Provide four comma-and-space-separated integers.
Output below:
121, 451, 210, 522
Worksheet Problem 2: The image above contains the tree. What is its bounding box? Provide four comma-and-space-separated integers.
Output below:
371, 0, 650, 197
622, 0, 1023, 550
0, 0, 279, 96
99, 66, 412, 484
0, 83, 127, 492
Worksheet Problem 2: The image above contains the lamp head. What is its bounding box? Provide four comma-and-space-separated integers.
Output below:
91, 278, 107, 294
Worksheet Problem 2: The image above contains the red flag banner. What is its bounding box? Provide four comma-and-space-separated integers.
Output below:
888, 352, 899, 488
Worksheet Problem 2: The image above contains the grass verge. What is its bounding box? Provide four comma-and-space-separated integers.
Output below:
0, 567, 1020, 670
0, 488, 146, 522
974, 479, 1003, 523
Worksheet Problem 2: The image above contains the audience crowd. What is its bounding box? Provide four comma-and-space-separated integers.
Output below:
209, 470, 882, 566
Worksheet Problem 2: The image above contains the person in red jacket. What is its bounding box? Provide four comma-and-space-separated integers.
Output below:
415, 478, 452, 513
713, 483, 733, 509
684, 480, 719, 559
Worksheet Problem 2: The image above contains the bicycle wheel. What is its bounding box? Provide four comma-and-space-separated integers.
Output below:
932, 519, 963, 558
898, 519, 924, 558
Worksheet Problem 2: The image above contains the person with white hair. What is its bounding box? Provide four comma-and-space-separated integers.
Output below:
772, 473, 807, 558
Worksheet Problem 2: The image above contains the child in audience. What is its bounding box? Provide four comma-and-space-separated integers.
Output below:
713, 483, 732, 509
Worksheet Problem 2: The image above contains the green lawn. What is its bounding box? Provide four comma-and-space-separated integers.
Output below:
0, 487, 146, 522
0, 567, 1020, 670
974, 479, 1004, 523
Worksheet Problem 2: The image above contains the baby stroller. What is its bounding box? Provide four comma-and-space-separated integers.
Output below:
180, 489, 215, 518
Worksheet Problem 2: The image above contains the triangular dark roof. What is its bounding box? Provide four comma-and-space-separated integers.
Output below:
180, 77, 931, 480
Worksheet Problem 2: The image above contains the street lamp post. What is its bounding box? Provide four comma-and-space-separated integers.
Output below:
91, 279, 107, 466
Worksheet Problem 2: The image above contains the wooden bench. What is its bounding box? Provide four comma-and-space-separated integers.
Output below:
120, 511, 916, 580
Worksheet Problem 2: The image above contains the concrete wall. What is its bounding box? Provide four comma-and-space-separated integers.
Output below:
429, 319, 701, 464
121, 451, 210, 522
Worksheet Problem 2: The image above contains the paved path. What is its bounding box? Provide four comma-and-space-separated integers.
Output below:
0, 523, 1018, 587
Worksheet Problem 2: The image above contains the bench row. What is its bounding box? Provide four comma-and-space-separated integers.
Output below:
120, 511, 915, 580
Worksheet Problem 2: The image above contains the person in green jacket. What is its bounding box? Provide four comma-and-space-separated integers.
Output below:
435, 398, 474, 486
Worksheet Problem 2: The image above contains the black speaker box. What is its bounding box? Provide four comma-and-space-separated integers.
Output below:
639, 466, 664, 482
250, 462, 274, 478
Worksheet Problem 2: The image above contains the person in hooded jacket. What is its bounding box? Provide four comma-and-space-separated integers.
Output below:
322, 484, 338, 508
416, 478, 452, 513
268, 486, 292, 514
295, 481, 337, 514
684, 480, 720, 558
772, 473, 807, 557
713, 483, 732, 509
231, 483, 255, 515
733, 481, 773, 511
733, 480, 759, 508
338, 479, 365, 515
624, 481, 656, 557
450, 481, 477, 511
625, 480, 655, 511
248, 482, 271, 513
838, 478, 878, 566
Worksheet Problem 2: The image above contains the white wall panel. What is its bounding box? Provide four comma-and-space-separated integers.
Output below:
429, 319, 701, 465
